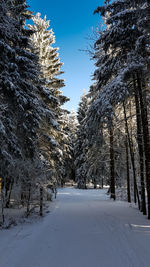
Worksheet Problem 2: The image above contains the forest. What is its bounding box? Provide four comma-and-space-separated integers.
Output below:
0, 0, 150, 228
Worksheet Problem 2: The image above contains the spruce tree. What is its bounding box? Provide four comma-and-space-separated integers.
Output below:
68, 110, 78, 182
75, 92, 89, 189
87, 0, 150, 214
0, 0, 43, 170
0, 0, 54, 213
29, 13, 69, 185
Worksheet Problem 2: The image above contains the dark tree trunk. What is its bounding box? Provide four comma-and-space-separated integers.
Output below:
26, 186, 31, 217
123, 103, 140, 209
133, 76, 146, 215
110, 127, 116, 200
5, 181, 14, 208
40, 187, 43, 216
137, 73, 150, 219
1, 183, 5, 224
93, 178, 97, 189
125, 134, 131, 203
5, 179, 10, 198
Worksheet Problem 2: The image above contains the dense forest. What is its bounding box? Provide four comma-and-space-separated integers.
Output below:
0, 0, 150, 227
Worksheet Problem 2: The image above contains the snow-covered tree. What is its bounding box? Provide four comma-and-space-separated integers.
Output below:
68, 110, 78, 182
86, 0, 150, 215
0, 1, 59, 221
29, 13, 70, 186
29, 13, 65, 95
0, 0, 44, 176
75, 92, 90, 189
56, 110, 77, 186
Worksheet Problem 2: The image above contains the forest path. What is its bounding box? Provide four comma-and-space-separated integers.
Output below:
0, 187, 150, 267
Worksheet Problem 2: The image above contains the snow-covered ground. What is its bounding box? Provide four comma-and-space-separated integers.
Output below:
0, 187, 150, 267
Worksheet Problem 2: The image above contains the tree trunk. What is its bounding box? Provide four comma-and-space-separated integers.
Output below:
1, 184, 5, 225
40, 187, 43, 216
26, 186, 31, 217
5, 181, 14, 208
137, 73, 150, 219
110, 127, 116, 200
93, 178, 97, 189
123, 103, 140, 209
125, 134, 131, 203
133, 75, 146, 215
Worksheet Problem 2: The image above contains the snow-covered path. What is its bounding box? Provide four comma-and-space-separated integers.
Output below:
0, 188, 150, 267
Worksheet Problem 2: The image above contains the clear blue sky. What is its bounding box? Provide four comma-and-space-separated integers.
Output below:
27, 0, 104, 111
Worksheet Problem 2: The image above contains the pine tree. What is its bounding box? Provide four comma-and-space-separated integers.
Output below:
68, 110, 78, 182
29, 13, 69, 185
0, 0, 43, 172
87, 0, 150, 215
75, 92, 90, 189
57, 110, 77, 186
0, 0, 56, 216
98, 0, 149, 214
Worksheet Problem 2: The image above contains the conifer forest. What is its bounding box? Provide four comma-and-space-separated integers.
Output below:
0, 1, 150, 267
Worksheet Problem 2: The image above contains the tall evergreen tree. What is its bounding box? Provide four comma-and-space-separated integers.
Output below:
68, 110, 78, 182
86, 0, 150, 215
29, 13, 70, 185
0, 0, 56, 215
0, 0, 45, 172
75, 92, 90, 189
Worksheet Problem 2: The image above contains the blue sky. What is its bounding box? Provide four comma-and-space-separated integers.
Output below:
27, 0, 104, 111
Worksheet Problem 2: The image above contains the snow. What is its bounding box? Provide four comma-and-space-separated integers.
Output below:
0, 187, 150, 267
